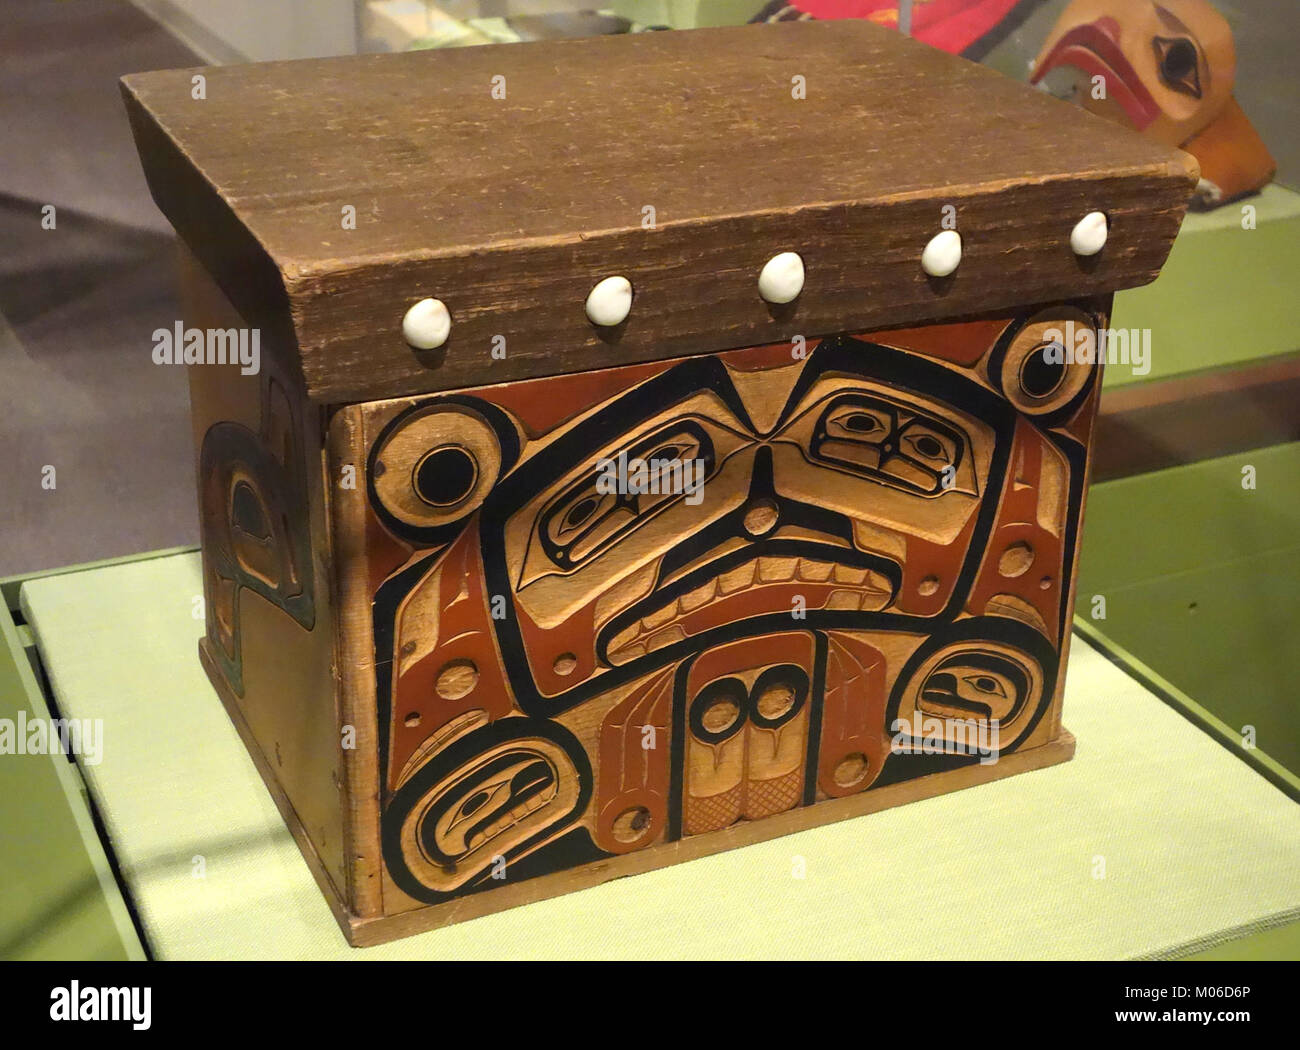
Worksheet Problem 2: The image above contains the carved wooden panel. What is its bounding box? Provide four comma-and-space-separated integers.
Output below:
199, 372, 316, 694
326, 303, 1106, 913
182, 246, 351, 906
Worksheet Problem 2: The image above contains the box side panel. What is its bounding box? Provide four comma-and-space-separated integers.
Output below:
324, 406, 385, 918
1051, 293, 1113, 738
337, 300, 1100, 921
180, 247, 350, 905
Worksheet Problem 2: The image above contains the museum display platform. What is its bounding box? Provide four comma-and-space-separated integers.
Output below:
4, 545, 1297, 959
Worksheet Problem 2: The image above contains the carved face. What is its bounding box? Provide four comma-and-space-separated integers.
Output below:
918, 651, 1032, 724
893, 637, 1044, 755
493, 367, 994, 704
1031, 0, 1235, 147
365, 314, 1100, 904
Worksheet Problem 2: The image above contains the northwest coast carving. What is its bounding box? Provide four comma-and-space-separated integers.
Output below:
366, 308, 1101, 905
1031, 0, 1276, 208
199, 375, 315, 694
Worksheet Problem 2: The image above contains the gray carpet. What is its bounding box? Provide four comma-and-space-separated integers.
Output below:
0, 0, 200, 576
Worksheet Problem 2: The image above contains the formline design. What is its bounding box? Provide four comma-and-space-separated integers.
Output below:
122, 20, 1198, 943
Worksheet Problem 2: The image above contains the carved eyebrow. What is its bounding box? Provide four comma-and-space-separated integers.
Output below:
1153, 3, 1195, 38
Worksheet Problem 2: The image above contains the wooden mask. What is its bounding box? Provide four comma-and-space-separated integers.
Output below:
1031, 0, 1275, 207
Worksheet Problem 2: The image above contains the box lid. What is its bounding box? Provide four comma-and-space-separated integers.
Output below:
122, 20, 1198, 403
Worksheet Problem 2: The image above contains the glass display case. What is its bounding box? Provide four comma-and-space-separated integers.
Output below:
1, 0, 1295, 962
103, 0, 1300, 793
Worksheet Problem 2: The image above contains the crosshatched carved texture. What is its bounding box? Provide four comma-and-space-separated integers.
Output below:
310, 306, 1108, 910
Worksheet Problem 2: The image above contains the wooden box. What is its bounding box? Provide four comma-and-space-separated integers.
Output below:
122, 21, 1196, 945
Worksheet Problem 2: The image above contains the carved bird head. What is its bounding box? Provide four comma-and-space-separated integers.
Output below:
1030, 0, 1274, 207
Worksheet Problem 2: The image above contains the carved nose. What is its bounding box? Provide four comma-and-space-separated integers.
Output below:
742, 499, 779, 537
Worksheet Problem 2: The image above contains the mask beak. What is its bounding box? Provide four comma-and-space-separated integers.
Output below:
1180, 95, 1276, 208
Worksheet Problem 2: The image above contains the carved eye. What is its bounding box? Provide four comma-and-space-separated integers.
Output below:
1153, 36, 1202, 98
546, 488, 616, 550
826, 404, 891, 442
412, 445, 479, 508
993, 310, 1097, 418
370, 403, 507, 535
1019, 342, 1067, 399
962, 673, 1009, 699
230, 479, 270, 540
899, 424, 957, 466
843, 413, 882, 434
689, 677, 748, 744
562, 495, 604, 533
700, 696, 742, 734
457, 790, 491, 819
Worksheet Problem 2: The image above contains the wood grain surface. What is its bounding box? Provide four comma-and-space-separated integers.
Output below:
122, 21, 1197, 402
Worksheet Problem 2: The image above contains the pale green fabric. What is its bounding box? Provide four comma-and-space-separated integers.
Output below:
21, 552, 1300, 959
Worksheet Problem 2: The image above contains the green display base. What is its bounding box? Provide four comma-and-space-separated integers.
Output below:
0, 559, 149, 960
1077, 441, 1300, 784
7, 550, 1298, 960
1110, 184, 1300, 388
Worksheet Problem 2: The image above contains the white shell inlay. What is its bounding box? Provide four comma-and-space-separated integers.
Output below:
758, 252, 805, 304
922, 230, 962, 278
401, 298, 451, 350
585, 276, 633, 326
1070, 211, 1109, 256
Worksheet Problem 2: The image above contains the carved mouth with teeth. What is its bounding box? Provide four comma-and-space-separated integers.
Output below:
600, 550, 895, 665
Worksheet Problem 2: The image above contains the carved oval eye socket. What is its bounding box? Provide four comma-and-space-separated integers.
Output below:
843, 413, 881, 434
454, 788, 492, 822
899, 425, 956, 465
566, 496, 600, 525
542, 485, 623, 566
993, 308, 1097, 418
689, 678, 748, 744
230, 479, 270, 540
639, 433, 703, 477
701, 697, 742, 734
1018, 342, 1068, 399
749, 664, 809, 730
564, 496, 600, 530
372, 404, 505, 532
826, 404, 891, 441
549, 490, 614, 545
911, 435, 942, 458
413, 445, 479, 508
1153, 35, 1202, 98
962, 673, 1010, 699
